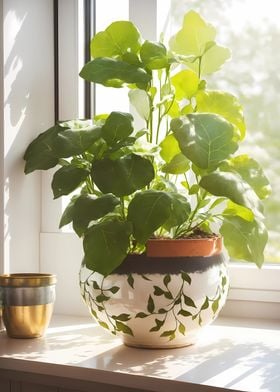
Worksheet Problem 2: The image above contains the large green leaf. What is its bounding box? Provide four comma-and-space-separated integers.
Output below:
171, 69, 199, 100
193, 44, 231, 76
199, 171, 263, 217
220, 216, 268, 267
196, 90, 246, 140
128, 89, 150, 121
24, 125, 60, 173
222, 201, 254, 222
91, 21, 141, 58
162, 153, 190, 174
127, 190, 172, 243
84, 220, 132, 276
170, 11, 216, 56
169, 11, 230, 75
59, 196, 78, 228
51, 166, 89, 199
102, 111, 134, 145
140, 41, 168, 70
79, 58, 151, 88
72, 194, 120, 236
220, 155, 271, 200
52, 125, 101, 158
171, 113, 238, 170
164, 193, 191, 230
91, 154, 154, 196
160, 134, 181, 163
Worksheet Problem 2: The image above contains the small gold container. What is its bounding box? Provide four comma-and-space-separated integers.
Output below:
0, 273, 56, 338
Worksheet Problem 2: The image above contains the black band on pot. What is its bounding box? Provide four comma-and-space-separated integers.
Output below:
112, 253, 227, 275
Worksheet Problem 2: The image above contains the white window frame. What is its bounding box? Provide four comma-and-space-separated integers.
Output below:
2, 0, 277, 318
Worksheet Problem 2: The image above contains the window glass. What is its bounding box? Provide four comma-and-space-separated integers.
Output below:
168, 0, 280, 263
94, 0, 129, 114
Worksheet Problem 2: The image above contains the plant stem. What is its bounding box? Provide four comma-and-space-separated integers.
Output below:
198, 56, 202, 79
186, 190, 207, 232
120, 196, 126, 219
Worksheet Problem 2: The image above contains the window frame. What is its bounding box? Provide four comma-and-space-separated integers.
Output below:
39, 0, 280, 317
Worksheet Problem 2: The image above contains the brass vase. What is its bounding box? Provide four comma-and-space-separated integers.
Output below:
0, 273, 56, 338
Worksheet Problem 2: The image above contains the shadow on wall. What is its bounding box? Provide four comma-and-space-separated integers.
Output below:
4, 1, 54, 272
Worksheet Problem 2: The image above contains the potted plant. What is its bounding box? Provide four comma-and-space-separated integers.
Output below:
23, 11, 270, 348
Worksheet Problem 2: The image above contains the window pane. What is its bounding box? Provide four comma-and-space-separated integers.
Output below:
168, 0, 280, 262
95, 0, 129, 114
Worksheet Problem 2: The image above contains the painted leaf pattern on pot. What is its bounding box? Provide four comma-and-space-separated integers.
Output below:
80, 266, 229, 343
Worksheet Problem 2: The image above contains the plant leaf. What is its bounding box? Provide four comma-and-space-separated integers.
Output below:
164, 292, 173, 300
127, 274, 134, 289
91, 21, 141, 58
96, 294, 110, 302
51, 166, 89, 199
91, 154, 154, 197
59, 196, 79, 228
220, 155, 271, 200
183, 295, 197, 308
83, 220, 132, 276
102, 111, 134, 145
200, 171, 263, 218
116, 321, 134, 336
53, 124, 101, 158
171, 69, 199, 100
128, 89, 150, 121
223, 201, 254, 222
72, 194, 120, 236
212, 296, 220, 314
196, 90, 246, 140
181, 271, 191, 284
160, 330, 175, 337
147, 295, 155, 313
220, 216, 268, 267
24, 125, 60, 173
112, 313, 131, 321
79, 58, 151, 88
163, 192, 191, 230
178, 309, 192, 317
169, 11, 230, 75
109, 286, 120, 294
162, 153, 190, 174
127, 190, 172, 243
135, 312, 149, 318
153, 286, 165, 296
160, 134, 181, 163
140, 40, 168, 70
171, 113, 238, 170
163, 274, 171, 286
179, 323, 186, 335
201, 297, 209, 310
98, 321, 110, 330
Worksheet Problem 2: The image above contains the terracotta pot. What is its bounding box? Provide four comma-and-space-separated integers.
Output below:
147, 236, 223, 257
80, 236, 229, 348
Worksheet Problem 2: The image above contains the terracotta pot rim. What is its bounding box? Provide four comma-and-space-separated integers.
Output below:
146, 236, 223, 258
148, 236, 221, 242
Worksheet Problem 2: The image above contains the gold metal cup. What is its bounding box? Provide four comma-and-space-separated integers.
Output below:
0, 273, 56, 338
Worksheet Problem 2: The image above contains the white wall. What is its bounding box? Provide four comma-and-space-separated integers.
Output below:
2, 0, 54, 273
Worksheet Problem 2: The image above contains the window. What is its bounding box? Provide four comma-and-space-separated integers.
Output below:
169, 0, 280, 265
2, 1, 279, 318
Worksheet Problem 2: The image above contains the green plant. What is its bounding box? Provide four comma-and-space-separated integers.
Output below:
24, 11, 270, 276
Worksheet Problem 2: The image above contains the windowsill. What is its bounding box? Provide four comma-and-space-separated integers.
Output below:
0, 315, 279, 392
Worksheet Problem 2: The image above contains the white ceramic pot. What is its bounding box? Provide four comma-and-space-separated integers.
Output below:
80, 238, 229, 348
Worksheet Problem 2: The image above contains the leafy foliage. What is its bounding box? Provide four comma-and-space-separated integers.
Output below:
24, 10, 270, 274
